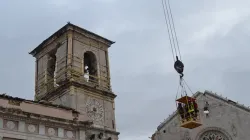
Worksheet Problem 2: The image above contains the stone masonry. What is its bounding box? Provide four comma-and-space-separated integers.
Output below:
152, 90, 250, 140
0, 23, 119, 140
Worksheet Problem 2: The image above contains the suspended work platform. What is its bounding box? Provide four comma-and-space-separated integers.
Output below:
180, 118, 202, 129
176, 95, 202, 129
176, 95, 196, 104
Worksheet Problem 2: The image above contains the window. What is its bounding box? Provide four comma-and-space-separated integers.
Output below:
47, 49, 57, 88
84, 51, 97, 82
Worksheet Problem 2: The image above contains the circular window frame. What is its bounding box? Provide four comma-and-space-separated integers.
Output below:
195, 127, 233, 140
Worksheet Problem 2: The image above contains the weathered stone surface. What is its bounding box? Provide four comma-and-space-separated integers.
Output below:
18, 121, 25, 132
0, 23, 119, 140
0, 118, 3, 129
152, 91, 250, 140
39, 125, 45, 135
58, 128, 64, 138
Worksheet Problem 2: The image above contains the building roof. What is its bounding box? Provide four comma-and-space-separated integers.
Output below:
29, 22, 115, 57
0, 93, 78, 113
156, 90, 250, 131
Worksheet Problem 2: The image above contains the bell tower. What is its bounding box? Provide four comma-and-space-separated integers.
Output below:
30, 23, 119, 139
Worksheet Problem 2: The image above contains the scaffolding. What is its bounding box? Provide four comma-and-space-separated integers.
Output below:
36, 54, 111, 96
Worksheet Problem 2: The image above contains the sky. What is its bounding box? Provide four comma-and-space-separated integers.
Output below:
1, 0, 250, 140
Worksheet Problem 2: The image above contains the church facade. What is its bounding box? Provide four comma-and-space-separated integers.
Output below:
0, 23, 119, 140
151, 90, 250, 140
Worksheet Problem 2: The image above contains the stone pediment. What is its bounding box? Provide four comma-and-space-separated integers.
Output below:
156, 90, 250, 131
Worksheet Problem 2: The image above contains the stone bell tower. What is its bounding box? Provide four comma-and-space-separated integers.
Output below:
29, 22, 119, 139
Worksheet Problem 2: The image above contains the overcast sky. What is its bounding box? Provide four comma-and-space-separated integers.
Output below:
1, 0, 250, 140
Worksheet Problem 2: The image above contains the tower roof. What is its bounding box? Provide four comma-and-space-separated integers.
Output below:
29, 22, 115, 57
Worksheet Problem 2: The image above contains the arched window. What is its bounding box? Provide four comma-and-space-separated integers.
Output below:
47, 49, 57, 88
84, 51, 98, 82
196, 127, 233, 140
199, 130, 229, 140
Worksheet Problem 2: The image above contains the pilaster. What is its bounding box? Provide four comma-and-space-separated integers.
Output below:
79, 130, 86, 140
39, 124, 45, 135
18, 121, 25, 132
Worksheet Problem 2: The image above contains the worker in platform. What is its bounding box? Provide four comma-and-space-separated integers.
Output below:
193, 100, 198, 118
183, 104, 189, 121
187, 100, 195, 120
177, 103, 185, 122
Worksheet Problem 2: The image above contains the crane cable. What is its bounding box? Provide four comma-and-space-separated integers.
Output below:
161, 0, 193, 97
161, 0, 185, 81
161, 0, 181, 62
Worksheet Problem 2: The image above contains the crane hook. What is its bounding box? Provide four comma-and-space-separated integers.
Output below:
174, 56, 184, 78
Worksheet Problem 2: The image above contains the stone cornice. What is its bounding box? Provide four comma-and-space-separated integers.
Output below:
0, 93, 78, 113
69, 24, 115, 46
88, 126, 120, 135
39, 80, 117, 101
29, 22, 115, 57
0, 106, 93, 129
72, 81, 117, 98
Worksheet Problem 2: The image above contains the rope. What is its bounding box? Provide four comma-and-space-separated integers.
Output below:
175, 83, 180, 100
176, 77, 194, 100
183, 78, 194, 95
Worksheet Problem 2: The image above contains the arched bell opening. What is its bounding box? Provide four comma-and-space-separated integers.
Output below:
47, 49, 58, 88
83, 51, 98, 83
176, 96, 202, 129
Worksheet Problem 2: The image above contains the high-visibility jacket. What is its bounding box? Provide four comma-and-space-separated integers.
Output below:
188, 102, 194, 113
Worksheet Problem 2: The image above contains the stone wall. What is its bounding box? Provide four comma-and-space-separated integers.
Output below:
0, 98, 85, 122
72, 31, 110, 90
0, 117, 82, 140
154, 92, 250, 140
53, 88, 116, 132
35, 33, 68, 97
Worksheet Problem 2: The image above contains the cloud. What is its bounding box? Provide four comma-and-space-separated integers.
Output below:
1, 0, 250, 140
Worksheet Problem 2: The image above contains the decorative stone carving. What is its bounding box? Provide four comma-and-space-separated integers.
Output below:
28, 124, 36, 133
66, 131, 74, 138
86, 98, 104, 122
48, 128, 56, 136
199, 130, 228, 140
196, 127, 233, 140
6, 121, 15, 130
